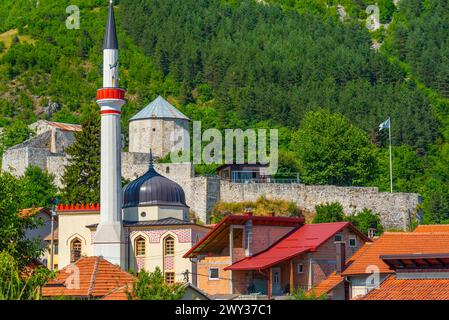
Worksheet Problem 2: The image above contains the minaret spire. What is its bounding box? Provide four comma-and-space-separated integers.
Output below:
104, 0, 118, 50
94, 1, 126, 268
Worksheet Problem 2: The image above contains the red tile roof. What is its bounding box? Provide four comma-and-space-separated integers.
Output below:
342, 232, 449, 276
361, 275, 449, 300
184, 214, 305, 258
42, 256, 134, 299
413, 225, 449, 233
225, 222, 370, 271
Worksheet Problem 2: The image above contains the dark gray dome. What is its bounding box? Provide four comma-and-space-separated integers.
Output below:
123, 162, 187, 208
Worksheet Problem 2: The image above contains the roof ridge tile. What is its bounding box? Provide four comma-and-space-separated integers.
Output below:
87, 256, 101, 297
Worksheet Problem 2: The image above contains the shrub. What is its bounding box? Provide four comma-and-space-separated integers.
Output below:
210, 196, 302, 223
129, 267, 185, 300
312, 202, 345, 223
347, 208, 384, 236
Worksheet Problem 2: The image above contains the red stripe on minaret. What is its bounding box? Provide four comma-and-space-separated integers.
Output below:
100, 110, 121, 115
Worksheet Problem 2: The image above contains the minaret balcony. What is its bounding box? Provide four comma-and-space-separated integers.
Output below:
97, 87, 126, 101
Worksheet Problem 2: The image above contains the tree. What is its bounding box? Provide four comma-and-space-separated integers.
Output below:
312, 202, 345, 223
347, 208, 384, 236
129, 267, 185, 300
61, 108, 100, 204
0, 120, 33, 152
19, 166, 58, 209
291, 109, 377, 186
0, 251, 53, 300
0, 172, 43, 266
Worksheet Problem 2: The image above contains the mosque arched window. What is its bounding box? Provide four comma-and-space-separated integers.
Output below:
135, 237, 146, 256
164, 236, 175, 256
70, 238, 82, 263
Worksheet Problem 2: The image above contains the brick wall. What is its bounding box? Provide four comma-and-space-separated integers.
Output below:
197, 256, 232, 295
252, 225, 296, 255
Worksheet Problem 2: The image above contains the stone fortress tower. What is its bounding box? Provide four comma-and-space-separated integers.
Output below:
128, 95, 190, 159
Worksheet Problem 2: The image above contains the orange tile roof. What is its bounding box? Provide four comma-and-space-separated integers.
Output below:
413, 225, 449, 233
19, 207, 50, 218
310, 272, 344, 296
42, 256, 134, 299
343, 232, 449, 276
310, 242, 372, 296
100, 285, 131, 300
361, 275, 449, 300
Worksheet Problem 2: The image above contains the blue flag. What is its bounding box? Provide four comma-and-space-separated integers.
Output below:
379, 118, 390, 131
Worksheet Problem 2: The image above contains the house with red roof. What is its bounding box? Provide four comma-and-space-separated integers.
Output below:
184, 213, 370, 299
311, 224, 449, 300
42, 256, 134, 299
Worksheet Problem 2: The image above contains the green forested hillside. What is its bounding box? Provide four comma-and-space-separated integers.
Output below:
0, 0, 448, 224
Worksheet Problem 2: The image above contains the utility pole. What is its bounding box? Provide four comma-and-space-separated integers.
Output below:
388, 118, 393, 193
50, 198, 58, 271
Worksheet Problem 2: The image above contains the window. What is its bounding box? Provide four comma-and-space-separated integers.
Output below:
140, 211, 146, 218
334, 233, 343, 242
135, 237, 146, 256
349, 236, 357, 248
209, 268, 219, 280
54, 243, 58, 255
164, 236, 175, 255
166, 167, 170, 174
70, 238, 82, 263
165, 272, 175, 284
54, 264, 58, 270
297, 264, 304, 274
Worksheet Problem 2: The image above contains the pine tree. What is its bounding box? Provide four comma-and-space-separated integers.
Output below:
61, 108, 100, 204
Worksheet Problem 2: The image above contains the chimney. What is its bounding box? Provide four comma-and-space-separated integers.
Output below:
335, 241, 346, 275
269, 212, 275, 217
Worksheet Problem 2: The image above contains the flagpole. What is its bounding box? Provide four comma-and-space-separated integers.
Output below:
388, 117, 393, 193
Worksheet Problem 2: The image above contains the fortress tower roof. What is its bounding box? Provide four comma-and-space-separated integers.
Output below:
129, 95, 189, 121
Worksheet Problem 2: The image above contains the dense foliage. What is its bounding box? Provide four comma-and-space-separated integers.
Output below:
312, 202, 384, 235
312, 202, 345, 223
0, 251, 53, 300
121, 0, 437, 152
0, 169, 57, 266
292, 109, 377, 186
347, 208, 384, 236
385, 0, 449, 99
129, 267, 185, 300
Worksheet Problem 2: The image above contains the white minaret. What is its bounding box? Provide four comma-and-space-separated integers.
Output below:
93, 0, 126, 267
